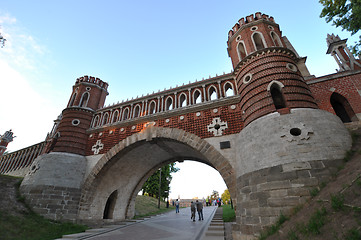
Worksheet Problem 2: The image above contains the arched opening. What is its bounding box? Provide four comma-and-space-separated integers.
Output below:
330, 92, 356, 123
148, 101, 156, 115
112, 111, 119, 123
79, 92, 89, 107
92, 116, 99, 128
224, 82, 235, 97
133, 105, 141, 118
78, 127, 236, 222
69, 93, 77, 107
179, 93, 187, 107
270, 32, 282, 47
237, 42, 247, 60
103, 190, 118, 219
123, 108, 129, 120
102, 113, 109, 125
253, 32, 265, 51
193, 90, 202, 104
208, 86, 218, 101
165, 97, 173, 110
270, 84, 286, 109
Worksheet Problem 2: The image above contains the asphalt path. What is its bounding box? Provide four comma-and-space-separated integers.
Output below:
86, 206, 218, 240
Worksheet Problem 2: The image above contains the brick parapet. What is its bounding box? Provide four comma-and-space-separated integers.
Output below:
85, 103, 243, 156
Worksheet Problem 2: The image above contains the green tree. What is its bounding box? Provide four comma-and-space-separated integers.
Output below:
141, 163, 179, 200
319, 0, 361, 55
221, 189, 231, 204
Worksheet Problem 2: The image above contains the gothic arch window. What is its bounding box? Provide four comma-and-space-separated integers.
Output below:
252, 32, 266, 51
133, 105, 141, 118
237, 41, 247, 61
69, 93, 77, 107
165, 96, 173, 110
268, 81, 286, 109
79, 92, 90, 107
102, 113, 109, 125
208, 85, 218, 101
270, 31, 283, 47
179, 93, 187, 107
92, 115, 100, 128
103, 190, 118, 219
193, 89, 202, 104
224, 82, 235, 97
330, 92, 356, 123
111, 110, 119, 123
122, 108, 129, 120
148, 101, 156, 115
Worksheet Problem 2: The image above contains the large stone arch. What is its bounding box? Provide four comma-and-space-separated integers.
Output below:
78, 126, 236, 221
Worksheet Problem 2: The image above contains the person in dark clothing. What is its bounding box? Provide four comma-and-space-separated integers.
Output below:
196, 200, 204, 220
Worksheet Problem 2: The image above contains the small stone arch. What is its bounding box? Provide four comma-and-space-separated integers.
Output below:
165, 96, 173, 110
178, 93, 187, 107
148, 100, 157, 115
270, 31, 283, 47
237, 41, 247, 61
133, 104, 141, 118
267, 81, 286, 109
78, 126, 236, 220
79, 92, 90, 108
251, 32, 267, 51
102, 112, 109, 125
208, 85, 218, 101
111, 110, 119, 123
69, 92, 77, 107
92, 115, 100, 128
122, 108, 129, 120
193, 89, 202, 104
224, 81, 236, 97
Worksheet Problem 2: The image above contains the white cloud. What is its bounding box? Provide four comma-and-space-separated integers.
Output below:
0, 59, 57, 152
0, 13, 57, 152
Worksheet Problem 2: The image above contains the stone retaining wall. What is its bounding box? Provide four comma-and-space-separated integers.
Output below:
20, 185, 81, 221
234, 158, 344, 237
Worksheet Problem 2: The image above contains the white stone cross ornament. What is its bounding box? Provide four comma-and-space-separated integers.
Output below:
92, 140, 104, 154
207, 117, 228, 136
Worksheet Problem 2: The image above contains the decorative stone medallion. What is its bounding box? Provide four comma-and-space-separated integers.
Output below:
92, 140, 104, 155
28, 161, 40, 175
280, 122, 313, 142
207, 117, 228, 136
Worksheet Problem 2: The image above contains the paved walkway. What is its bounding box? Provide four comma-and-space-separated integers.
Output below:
62, 206, 218, 240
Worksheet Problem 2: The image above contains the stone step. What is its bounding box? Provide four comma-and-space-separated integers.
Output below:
205, 230, 224, 236
208, 226, 224, 231
210, 222, 224, 226
202, 235, 225, 240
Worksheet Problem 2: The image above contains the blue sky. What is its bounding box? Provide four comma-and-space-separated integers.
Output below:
0, 1, 358, 199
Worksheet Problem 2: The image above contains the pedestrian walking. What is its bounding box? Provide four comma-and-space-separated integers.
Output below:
175, 199, 180, 213
190, 201, 196, 222
196, 200, 204, 220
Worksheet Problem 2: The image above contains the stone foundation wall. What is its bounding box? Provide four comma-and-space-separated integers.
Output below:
234, 159, 344, 237
20, 185, 81, 221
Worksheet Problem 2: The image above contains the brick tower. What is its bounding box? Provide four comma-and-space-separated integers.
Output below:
227, 13, 351, 237
44, 76, 108, 155
326, 33, 361, 71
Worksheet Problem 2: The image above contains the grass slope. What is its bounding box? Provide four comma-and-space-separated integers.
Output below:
0, 176, 175, 240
